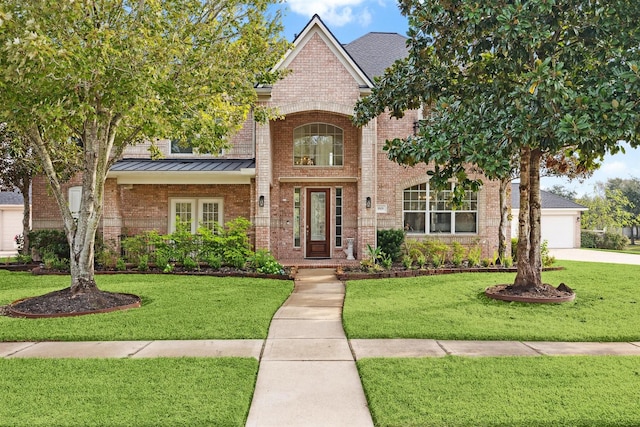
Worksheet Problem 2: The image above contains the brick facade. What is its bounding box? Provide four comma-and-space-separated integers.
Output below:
31, 16, 502, 261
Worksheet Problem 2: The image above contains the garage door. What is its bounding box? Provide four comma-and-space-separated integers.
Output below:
541, 215, 575, 249
0, 209, 23, 251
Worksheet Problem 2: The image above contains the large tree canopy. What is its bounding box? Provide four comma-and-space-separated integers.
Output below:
0, 0, 289, 294
354, 0, 640, 290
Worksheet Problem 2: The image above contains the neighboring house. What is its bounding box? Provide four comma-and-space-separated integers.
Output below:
0, 190, 26, 252
31, 15, 502, 262
511, 183, 587, 249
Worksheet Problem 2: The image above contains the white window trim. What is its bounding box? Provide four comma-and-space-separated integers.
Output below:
169, 198, 224, 233
403, 183, 478, 235
293, 123, 344, 167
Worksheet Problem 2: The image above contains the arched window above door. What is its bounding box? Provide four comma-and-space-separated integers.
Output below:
293, 123, 343, 166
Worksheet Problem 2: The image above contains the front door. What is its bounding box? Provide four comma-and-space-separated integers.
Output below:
306, 188, 331, 258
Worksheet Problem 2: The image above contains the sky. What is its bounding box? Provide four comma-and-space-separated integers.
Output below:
271, 0, 640, 198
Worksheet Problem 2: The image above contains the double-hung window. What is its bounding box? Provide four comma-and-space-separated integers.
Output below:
403, 183, 477, 234
170, 198, 223, 233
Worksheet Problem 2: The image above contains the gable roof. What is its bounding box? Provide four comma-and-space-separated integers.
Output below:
511, 183, 588, 210
0, 190, 24, 205
343, 32, 409, 81
262, 15, 374, 90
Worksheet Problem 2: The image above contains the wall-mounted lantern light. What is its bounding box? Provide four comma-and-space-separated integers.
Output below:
366, 196, 372, 209
413, 121, 420, 135
258, 195, 265, 207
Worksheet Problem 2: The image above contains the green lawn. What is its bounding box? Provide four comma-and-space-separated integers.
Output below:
0, 271, 293, 341
0, 358, 257, 427
358, 356, 640, 427
344, 261, 640, 341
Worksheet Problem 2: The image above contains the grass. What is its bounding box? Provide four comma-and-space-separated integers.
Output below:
343, 261, 640, 341
584, 245, 640, 255
358, 356, 640, 427
0, 357, 258, 426
0, 271, 292, 341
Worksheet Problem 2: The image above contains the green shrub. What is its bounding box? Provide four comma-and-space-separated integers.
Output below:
205, 254, 222, 270
380, 253, 393, 270
402, 255, 413, 269
248, 249, 284, 274
116, 258, 127, 271
154, 253, 170, 271
225, 250, 247, 269
580, 231, 598, 248
468, 245, 482, 267
481, 257, 493, 267
96, 244, 119, 269
580, 231, 628, 250
511, 237, 518, 261
427, 240, 450, 265
137, 254, 149, 272
502, 256, 513, 268
432, 254, 444, 268
182, 256, 199, 271
600, 232, 629, 250
28, 229, 69, 261
451, 242, 466, 267
15, 253, 32, 264
541, 240, 555, 267
377, 229, 405, 261
121, 232, 156, 264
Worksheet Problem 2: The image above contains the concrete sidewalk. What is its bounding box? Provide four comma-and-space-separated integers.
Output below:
4, 338, 640, 359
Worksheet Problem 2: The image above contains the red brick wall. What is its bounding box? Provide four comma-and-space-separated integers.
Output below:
268, 33, 362, 106
374, 111, 502, 258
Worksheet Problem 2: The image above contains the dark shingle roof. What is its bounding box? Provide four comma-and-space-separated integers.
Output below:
0, 190, 24, 205
511, 183, 587, 210
343, 32, 409, 80
110, 158, 255, 173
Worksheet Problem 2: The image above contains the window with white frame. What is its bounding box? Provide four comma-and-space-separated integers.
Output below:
403, 183, 477, 234
293, 188, 301, 247
170, 198, 223, 233
335, 188, 343, 247
68, 186, 82, 219
293, 123, 343, 166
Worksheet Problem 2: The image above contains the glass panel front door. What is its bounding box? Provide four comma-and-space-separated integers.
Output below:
306, 189, 330, 258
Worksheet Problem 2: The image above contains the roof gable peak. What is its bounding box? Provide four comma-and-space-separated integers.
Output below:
268, 15, 373, 89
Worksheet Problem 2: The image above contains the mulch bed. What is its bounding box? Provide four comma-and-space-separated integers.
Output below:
6, 288, 141, 318
485, 283, 575, 303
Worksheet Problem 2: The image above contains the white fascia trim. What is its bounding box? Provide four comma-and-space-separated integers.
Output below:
109, 169, 255, 185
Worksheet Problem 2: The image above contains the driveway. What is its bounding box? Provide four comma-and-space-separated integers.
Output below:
550, 248, 640, 265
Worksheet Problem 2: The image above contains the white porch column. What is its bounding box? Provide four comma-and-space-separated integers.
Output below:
254, 121, 272, 251
358, 120, 377, 258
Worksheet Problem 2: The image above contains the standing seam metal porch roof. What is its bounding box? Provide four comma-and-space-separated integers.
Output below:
109, 158, 255, 172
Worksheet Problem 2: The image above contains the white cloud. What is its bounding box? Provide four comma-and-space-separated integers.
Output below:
285, 0, 373, 27
601, 161, 628, 175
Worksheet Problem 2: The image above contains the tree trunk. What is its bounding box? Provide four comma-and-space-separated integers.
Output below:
496, 177, 510, 265
69, 232, 99, 295
513, 147, 543, 290
17, 178, 31, 255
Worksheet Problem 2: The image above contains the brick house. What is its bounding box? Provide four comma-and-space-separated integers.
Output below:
32, 15, 501, 262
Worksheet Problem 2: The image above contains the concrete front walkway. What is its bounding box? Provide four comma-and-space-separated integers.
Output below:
245, 268, 374, 427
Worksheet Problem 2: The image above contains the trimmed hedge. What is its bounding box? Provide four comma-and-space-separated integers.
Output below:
377, 229, 405, 261
581, 231, 629, 250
